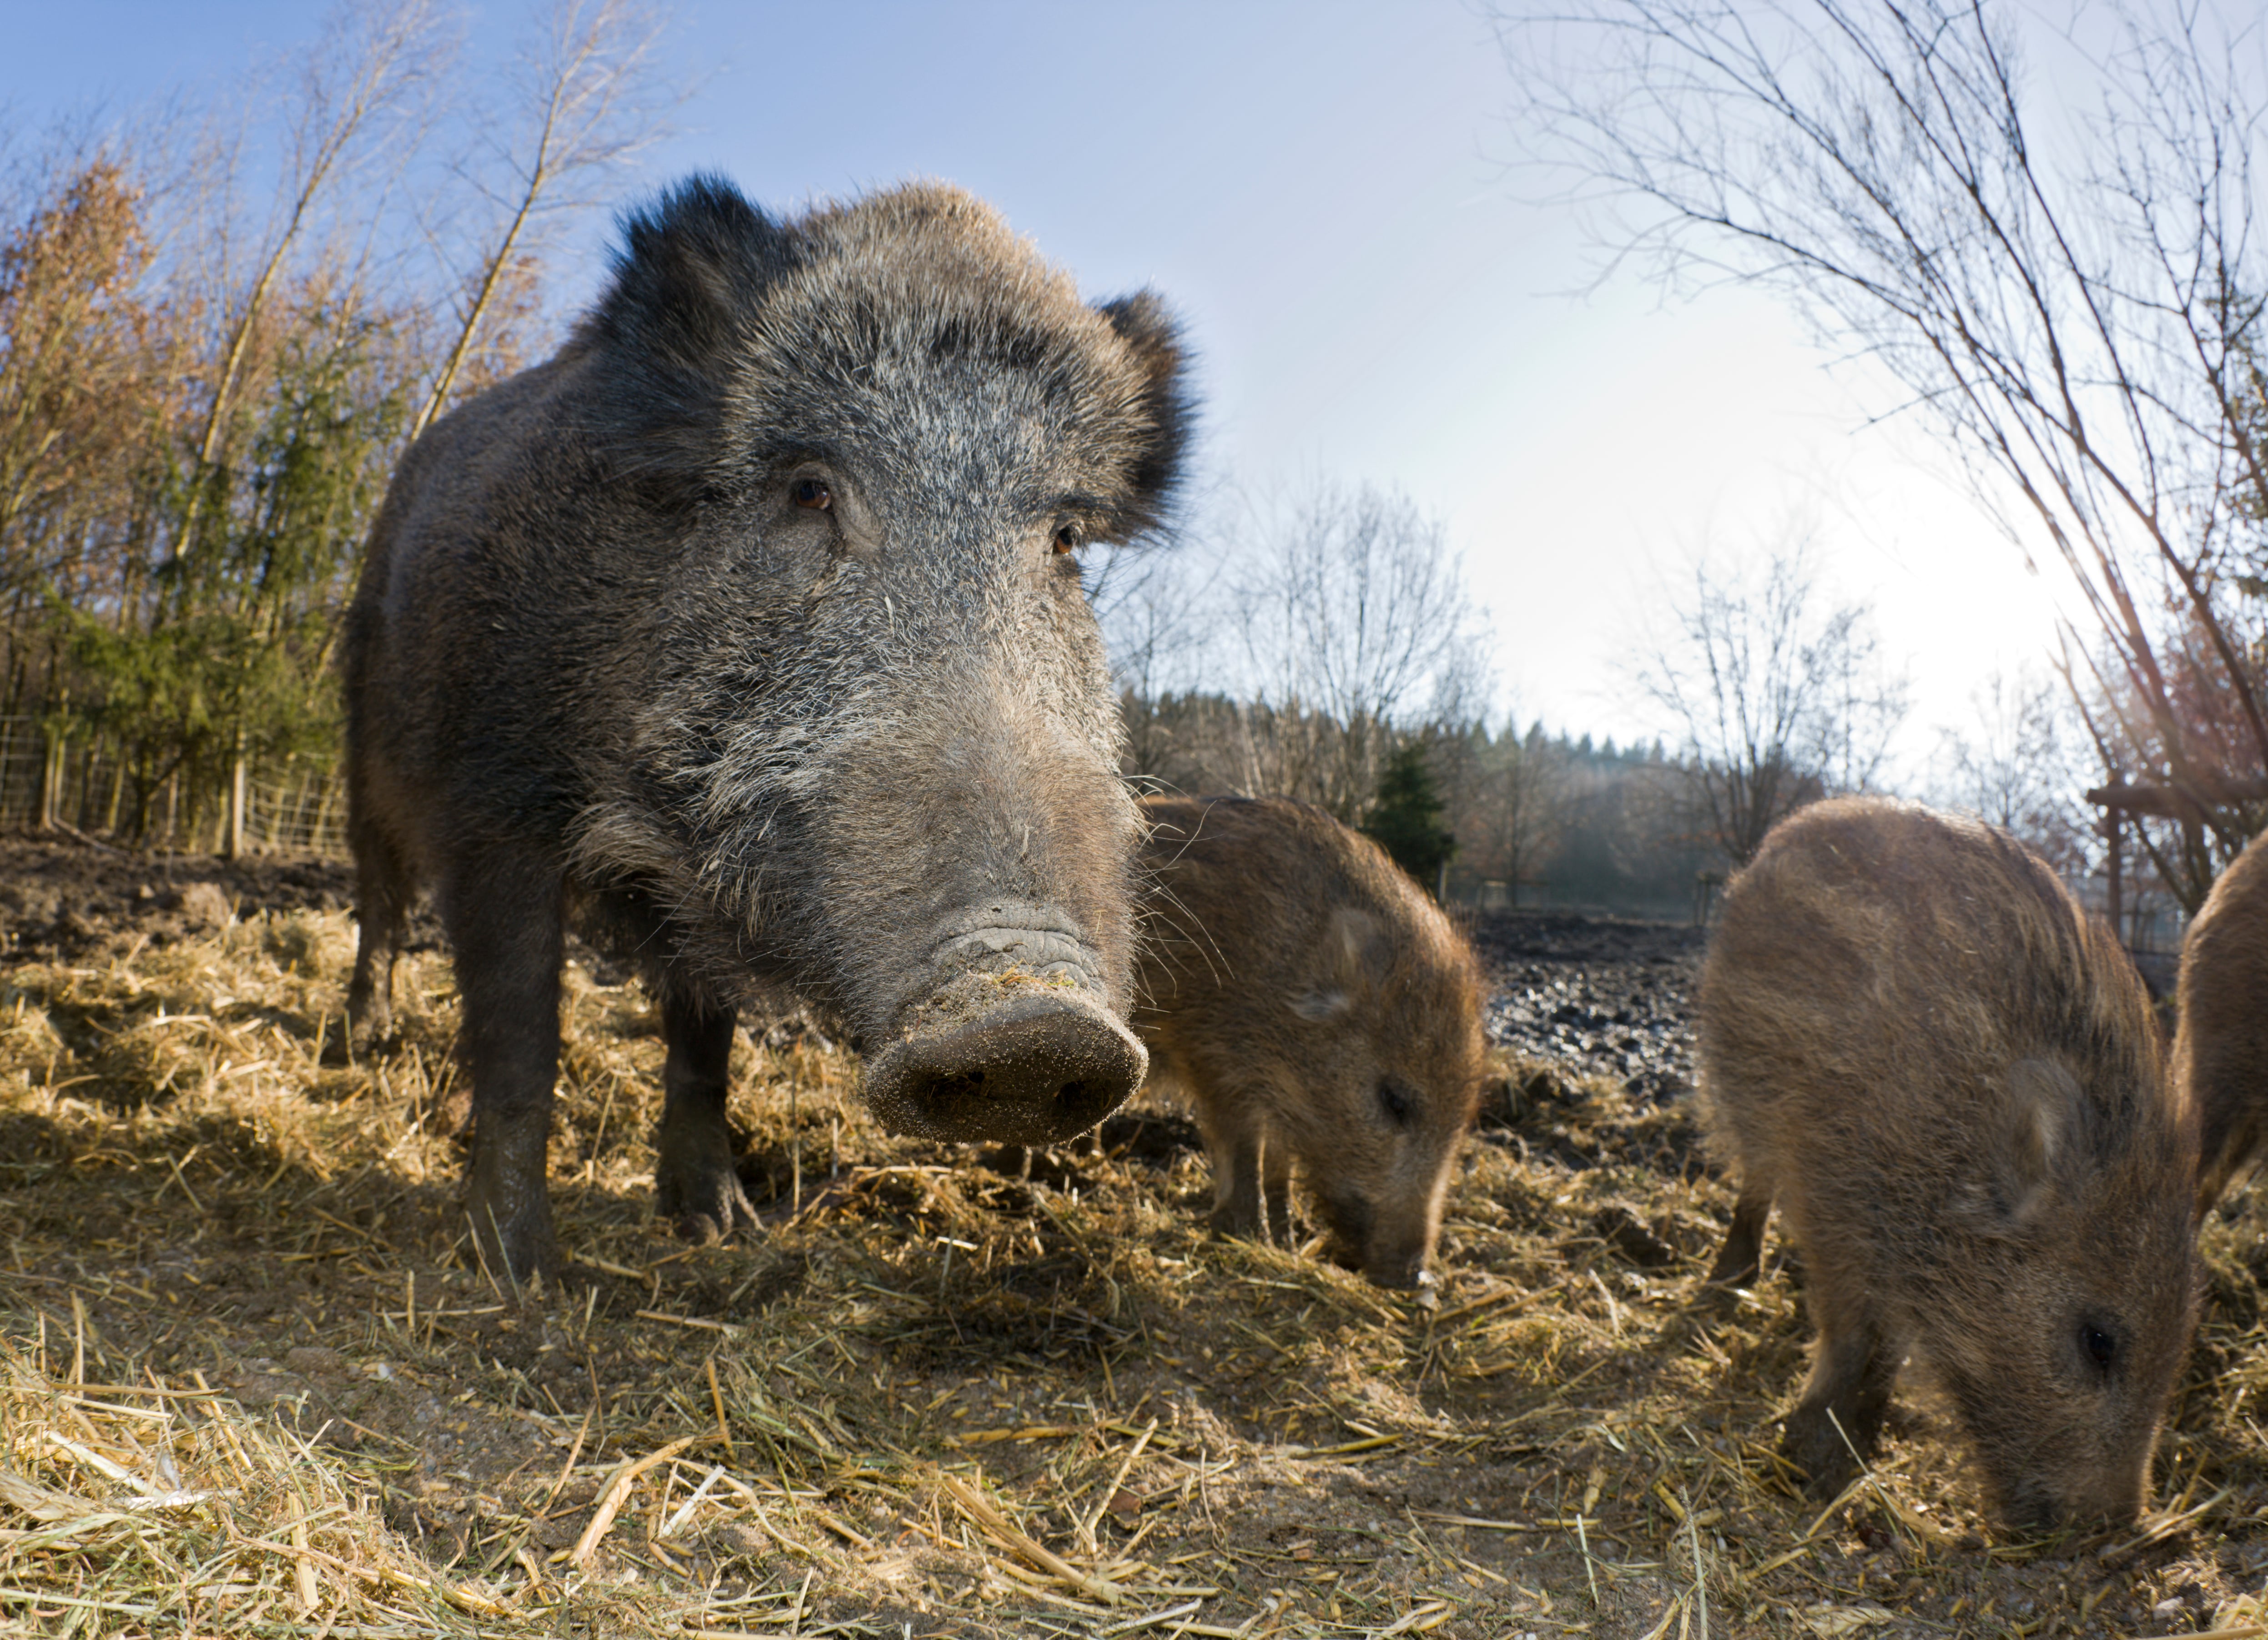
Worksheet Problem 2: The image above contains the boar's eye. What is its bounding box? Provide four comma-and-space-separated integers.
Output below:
2079, 1321, 2117, 1373
1377, 1077, 1413, 1128
1052, 523, 1081, 555
792, 478, 832, 510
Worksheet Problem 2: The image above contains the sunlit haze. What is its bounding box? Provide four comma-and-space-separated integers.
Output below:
7, 0, 2084, 767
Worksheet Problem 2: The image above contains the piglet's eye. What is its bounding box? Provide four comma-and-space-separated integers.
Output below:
1377, 1078, 1412, 1128
1052, 524, 1080, 554
2081, 1322, 2117, 1372
793, 478, 832, 510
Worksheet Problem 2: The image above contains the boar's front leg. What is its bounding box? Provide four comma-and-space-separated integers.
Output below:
1782, 1283, 1896, 1497
346, 822, 411, 1055
450, 850, 565, 1288
654, 994, 756, 1242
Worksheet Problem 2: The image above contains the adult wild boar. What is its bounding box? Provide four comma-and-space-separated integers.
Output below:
344, 176, 1190, 1283
2179, 828, 2268, 1212
1133, 796, 1484, 1293
1700, 798, 2196, 1529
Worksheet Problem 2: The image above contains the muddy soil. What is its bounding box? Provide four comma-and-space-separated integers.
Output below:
1470, 909, 1703, 1108
0, 835, 355, 961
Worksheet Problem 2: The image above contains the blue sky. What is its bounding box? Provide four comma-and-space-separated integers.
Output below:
5, 0, 2073, 757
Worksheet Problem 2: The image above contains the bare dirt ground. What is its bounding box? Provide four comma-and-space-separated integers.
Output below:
1, 840, 2265, 1638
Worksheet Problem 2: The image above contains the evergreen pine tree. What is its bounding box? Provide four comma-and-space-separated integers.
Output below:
1363, 740, 1456, 895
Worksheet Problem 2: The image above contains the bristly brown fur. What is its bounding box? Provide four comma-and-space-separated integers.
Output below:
341, 174, 1193, 1280
1133, 795, 1485, 1290
2180, 828, 2268, 1212
1698, 796, 2197, 1529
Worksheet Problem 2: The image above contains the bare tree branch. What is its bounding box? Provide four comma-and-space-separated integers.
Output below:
1630, 533, 1909, 863
1503, 0, 2268, 896
409, 0, 679, 439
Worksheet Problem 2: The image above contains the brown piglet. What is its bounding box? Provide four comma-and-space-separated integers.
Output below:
1134, 795, 1486, 1294
2179, 828, 2268, 1212
1700, 798, 2197, 1530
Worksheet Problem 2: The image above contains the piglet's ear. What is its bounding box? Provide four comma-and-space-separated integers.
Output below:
1331, 909, 1391, 986
1287, 912, 1387, 1023
1973, 1057, 2083, 1231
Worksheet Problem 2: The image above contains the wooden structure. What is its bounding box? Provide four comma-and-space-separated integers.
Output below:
2084, 772, 2268, 936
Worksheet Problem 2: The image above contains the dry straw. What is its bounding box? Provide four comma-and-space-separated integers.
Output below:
0, 897, 2264, 1635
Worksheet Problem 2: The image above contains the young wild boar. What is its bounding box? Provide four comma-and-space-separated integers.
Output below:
345, 176, 1191, 1283
1133, 796, 1485, 1293
1700, 798, 2197, 1530
2179, 827, 2268, 1212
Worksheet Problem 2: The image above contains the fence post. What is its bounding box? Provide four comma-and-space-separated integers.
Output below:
227, 733, 247, 860
38, 726, 63, 832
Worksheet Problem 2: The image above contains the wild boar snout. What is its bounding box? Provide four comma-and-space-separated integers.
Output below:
866, 961, 1152, 1143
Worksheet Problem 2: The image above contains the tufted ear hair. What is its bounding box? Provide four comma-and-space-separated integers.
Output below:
582, 173, 795, 497
1094, 290, 1194, 533
1965, 1056, 2084, 1232
1288, 910, 1388, 1023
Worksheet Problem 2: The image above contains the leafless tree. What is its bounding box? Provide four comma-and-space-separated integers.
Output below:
1502, 0, 2268, 903
1089, 541, 1225, 787
1633, 538, 1908, 865
180, 0, 450, 558
1931, 662, 2094, 874
1233, 480, 1490, 818
410, 0, 679, 438
1458, 719, 1568, 905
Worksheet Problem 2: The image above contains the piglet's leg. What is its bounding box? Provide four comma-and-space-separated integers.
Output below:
1196, 1090, 1267, 1240
1706, 1183, 1773, 1288
654, 995, 755, 1243
1261, 1141, 1295, 1248
449, 849, 566, 1289
1783, 1295, 1896, 1498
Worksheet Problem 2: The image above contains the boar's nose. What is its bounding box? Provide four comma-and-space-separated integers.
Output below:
862, 989, 1144, 1146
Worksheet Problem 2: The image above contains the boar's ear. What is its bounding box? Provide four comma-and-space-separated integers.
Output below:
1972, 1057, 2085, 1230
1094, 290, 1194, 532
585, 173, 792, 497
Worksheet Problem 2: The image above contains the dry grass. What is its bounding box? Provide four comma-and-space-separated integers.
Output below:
1, 888, 2266, 1636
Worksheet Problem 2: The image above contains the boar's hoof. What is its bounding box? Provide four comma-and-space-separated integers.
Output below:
467, 1112, 560, 1290
1207, 1199, 1265, 1241
1781, 1403, 1867, 1500
655, 1131, 759, 1245
865, 991, 1144, 1146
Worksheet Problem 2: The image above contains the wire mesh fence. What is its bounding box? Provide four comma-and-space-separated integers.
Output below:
0, 718, 348, 856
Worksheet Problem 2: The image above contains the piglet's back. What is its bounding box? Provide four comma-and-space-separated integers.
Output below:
1702, 799, 2170, 1190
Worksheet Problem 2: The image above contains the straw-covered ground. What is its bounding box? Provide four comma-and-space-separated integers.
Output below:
2, 837, 2267, 1638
